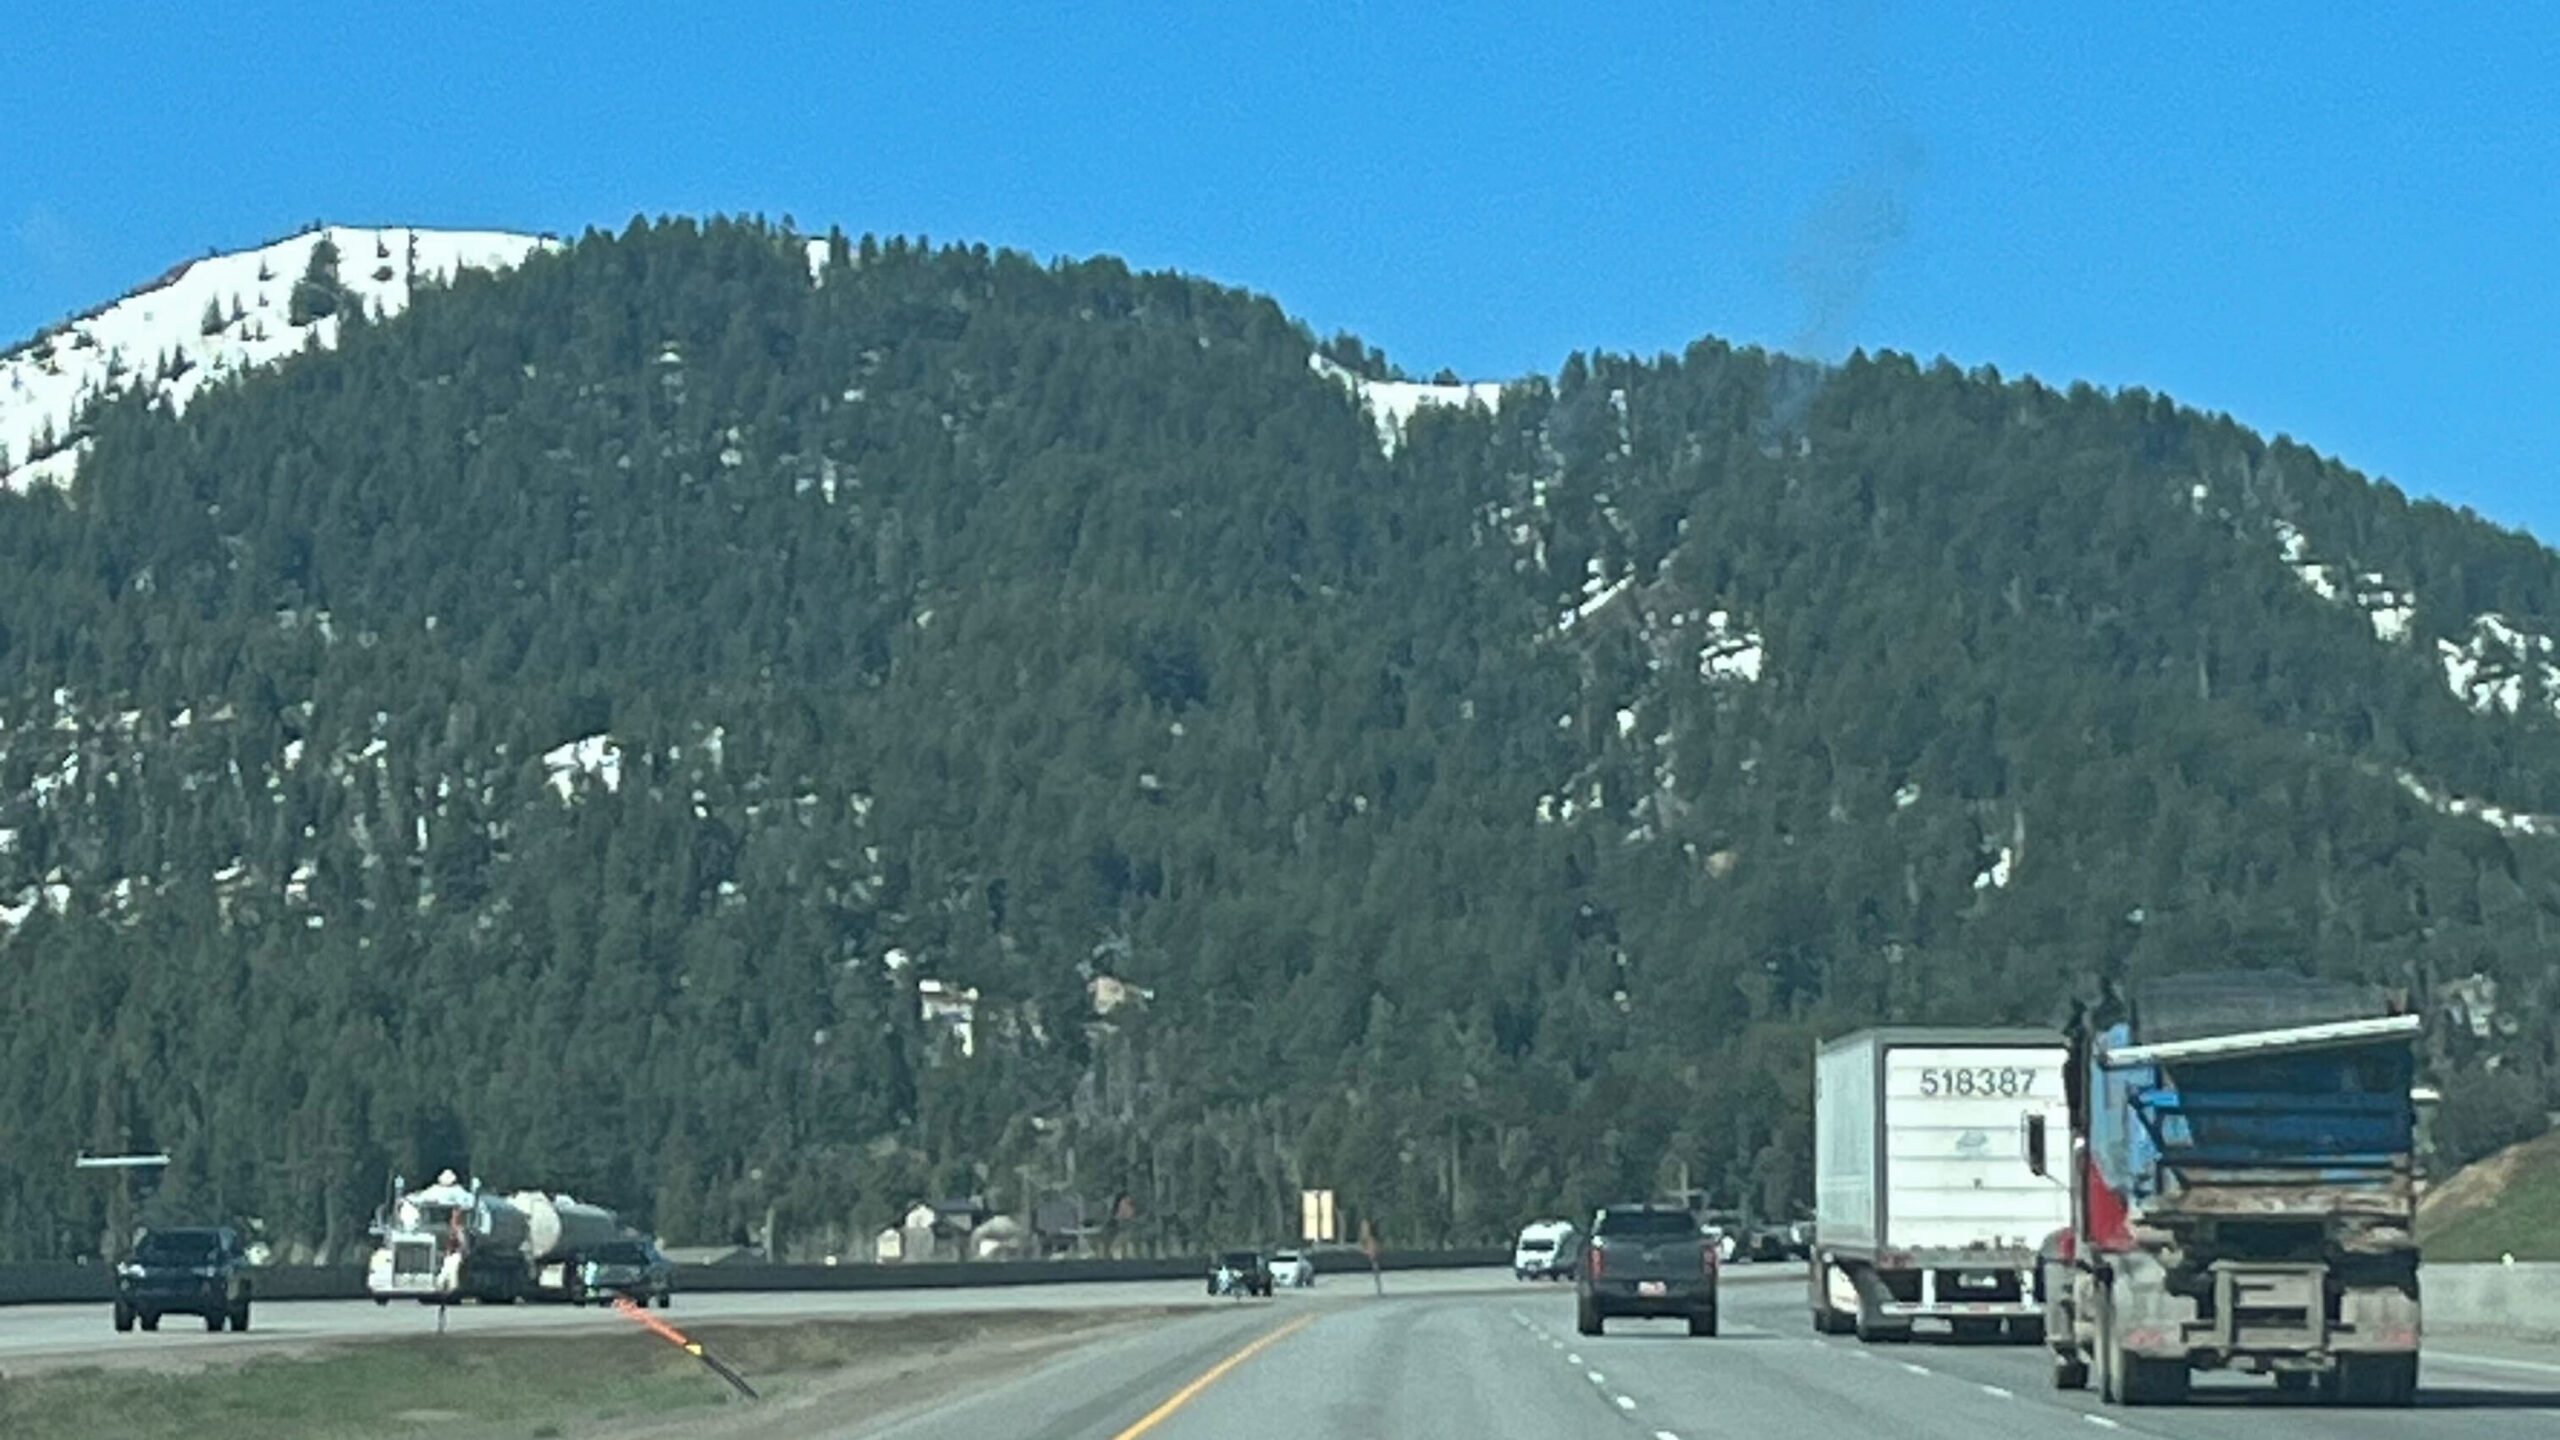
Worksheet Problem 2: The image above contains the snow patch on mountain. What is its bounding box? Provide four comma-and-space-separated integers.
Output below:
2394, 769, 2554, 838
2, 225, 556, 493
1309, 353, 1505, 454
1695, 609, 1766, 683
2272, 520, 2416, 644
2264, 518, 2560, 714
542, 734, 624, 801
2438, 614, 2560, 720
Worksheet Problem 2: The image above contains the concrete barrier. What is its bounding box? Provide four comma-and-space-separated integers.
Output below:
2423, 1261, 2560, 1340
0, 1246, 1507, 1307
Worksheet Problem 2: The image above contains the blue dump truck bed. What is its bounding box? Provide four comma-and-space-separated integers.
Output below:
2047, 974, 2424, 1408
2091, 1019, 2417, 1224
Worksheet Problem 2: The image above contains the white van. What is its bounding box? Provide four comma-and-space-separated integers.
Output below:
1513, 1219, 1580, 1280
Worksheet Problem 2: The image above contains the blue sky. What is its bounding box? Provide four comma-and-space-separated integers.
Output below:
6, 3, 2553, 535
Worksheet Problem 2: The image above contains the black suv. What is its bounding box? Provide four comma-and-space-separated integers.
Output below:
115, 1226, 253, 1333
577, 1238, 676, 1307
1576, 1204, 1717, 1337
1209, 1249, 1274, 1297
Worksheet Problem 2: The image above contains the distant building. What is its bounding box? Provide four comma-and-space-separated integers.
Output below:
896, 1196, 990, 1261
2442, 972, 2503, 1039
918, 978, 981, 1055
1088, 975, 1154, 1016
1032, 1194, 1104, 1256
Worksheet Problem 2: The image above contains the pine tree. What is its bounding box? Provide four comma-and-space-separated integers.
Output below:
288, 236, 345, 326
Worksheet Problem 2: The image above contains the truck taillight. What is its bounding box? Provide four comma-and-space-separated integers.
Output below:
1703, 1245, 1720, 1277
1587, 1246, 1605, 1281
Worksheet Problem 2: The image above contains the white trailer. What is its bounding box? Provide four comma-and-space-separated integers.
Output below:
1810, 1027, 2069, 1343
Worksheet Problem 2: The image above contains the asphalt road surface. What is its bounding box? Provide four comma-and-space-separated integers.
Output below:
853, 1268, 2560, 1440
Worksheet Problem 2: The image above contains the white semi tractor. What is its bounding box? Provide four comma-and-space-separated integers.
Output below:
1809, 1027, 2070, 1343
365, 1170, 625, 1305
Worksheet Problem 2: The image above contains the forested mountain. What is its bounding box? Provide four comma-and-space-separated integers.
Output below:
0, 217, 2551, 1262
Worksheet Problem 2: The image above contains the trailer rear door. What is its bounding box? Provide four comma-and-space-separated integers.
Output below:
1881, 1043, 2069, 1251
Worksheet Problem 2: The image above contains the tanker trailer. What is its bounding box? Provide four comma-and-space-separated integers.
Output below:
508, 1190, 624, 1301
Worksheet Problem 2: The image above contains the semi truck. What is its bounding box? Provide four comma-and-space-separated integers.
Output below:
2029, 974, 2423, 1406
364, 1170, 626, 1305
1809, 1027, 2071, 1342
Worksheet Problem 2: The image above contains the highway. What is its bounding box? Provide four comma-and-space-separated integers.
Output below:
9, 1265, 2556, 1437
859, 1269, 2560, 1440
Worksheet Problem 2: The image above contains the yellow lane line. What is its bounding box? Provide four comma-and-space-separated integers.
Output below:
1110, 1312, 1320, 1440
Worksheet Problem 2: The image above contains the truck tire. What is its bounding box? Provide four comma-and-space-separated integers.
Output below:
2051, 1353, 2088, 1390
2335, 1355, 2417, 1407
113, 1301, 134, 1333
1577, 1300, 1603, 1336
2118, 1356, 2188, 1405
1688, 1307, 1719, 1338
2007, 1317, 2046, 1346
1853, 1305, 1908, 1344
2275, 1371, 2315, 1394
204, 1310, 226, 1333
230, 1300, 251, 1334
139, 1311, 160, 1332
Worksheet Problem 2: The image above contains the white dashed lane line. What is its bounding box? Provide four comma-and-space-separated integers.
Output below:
1978, 1383, 2013, 1399
1898, 1361, 1931, 1376
1614, 1394, 1637, 1411
2083, 1416, 2122, 1431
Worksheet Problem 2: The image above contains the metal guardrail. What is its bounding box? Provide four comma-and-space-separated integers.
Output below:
0, 1246, 1511, 1307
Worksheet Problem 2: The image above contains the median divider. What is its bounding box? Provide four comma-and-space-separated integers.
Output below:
0, 1246, 1507, 1307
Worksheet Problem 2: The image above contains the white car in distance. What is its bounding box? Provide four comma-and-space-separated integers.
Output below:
1270, 1249, 1316, 1288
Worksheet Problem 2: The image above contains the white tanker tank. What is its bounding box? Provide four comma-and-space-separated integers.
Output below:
511, 1192, 621, 1263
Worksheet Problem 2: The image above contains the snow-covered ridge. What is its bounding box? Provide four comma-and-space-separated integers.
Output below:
1309, 352, 1505, 454
1, 225, 556, 493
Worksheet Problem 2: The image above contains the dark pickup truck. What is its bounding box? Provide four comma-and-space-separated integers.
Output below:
1577, 1204, 1718, 1337
115, 1226, 253, 1333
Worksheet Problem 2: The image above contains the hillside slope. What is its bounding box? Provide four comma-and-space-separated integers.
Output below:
2422, 1126, 2560, 1261
0, 217, 2554, 1261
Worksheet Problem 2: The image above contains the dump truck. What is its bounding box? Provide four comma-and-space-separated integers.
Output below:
1809, 1028, 2071, 1342
2029, 974, 2423, 1406
364, 1170, 626, 1305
